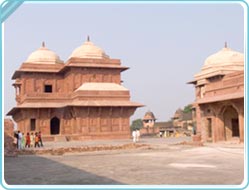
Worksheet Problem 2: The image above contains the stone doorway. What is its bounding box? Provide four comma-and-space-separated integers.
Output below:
231, 118, 239, 137
50, 117, 60, 135
223, 106, 239, 140
206, 118, 212, 141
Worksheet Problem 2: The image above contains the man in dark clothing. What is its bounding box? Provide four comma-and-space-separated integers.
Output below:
38, 131, 43, 147
14, 131, 19, 148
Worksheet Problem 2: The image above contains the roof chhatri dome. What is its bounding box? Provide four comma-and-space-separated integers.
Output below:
195, 43, 244, 79
143, 111, 156, 121
174, 108, 182, 118
203, 44, 243, 67
25, 42, 63, 64
69, 36, 110, 59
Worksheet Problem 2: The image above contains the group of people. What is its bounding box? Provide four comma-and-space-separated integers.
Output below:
14, 131, 43, 150
132, 129, 140, 143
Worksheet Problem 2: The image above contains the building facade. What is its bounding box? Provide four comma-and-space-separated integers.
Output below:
172, 108, 193, 131
189, 44, 244, 143
7, 38, 142, 141
140, 111, 159, 135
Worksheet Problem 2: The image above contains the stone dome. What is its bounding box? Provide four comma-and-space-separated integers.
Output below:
199, 45, 244, 76
143, 111, 156, 121
174, 108, 182, 118
25, 42, 63, 64
69, 37, 109, 59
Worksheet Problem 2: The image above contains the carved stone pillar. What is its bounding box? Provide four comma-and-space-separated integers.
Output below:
109, 107, 113, 132
195, 105, 202, 136
97, 107, 101, 133
238, 110, 244, 143
213, 116, 217, 142
119, 108, 123, 132
22, 78, 26, 95
87, 107, 90, 133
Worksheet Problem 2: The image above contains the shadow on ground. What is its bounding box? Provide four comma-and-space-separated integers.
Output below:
4, 155, 124, 185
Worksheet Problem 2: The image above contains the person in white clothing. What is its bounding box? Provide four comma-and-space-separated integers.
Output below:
30, 132, 35, 148
132, 130, 137, 143
17, 131, 22, 150
136, 129, 140, 142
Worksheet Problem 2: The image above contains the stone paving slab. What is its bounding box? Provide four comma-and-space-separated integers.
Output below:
3, 137, 245, 186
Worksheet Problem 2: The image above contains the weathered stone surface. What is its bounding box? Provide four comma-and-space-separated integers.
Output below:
4, 137, 244, 185
18, 143, 148, 156
4, 119, 17, 157
178, 140, 204, 146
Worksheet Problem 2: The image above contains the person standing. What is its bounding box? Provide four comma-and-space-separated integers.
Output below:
34, 132, 40, 148
21, 133, 26, 149
132, 130, 137, 143
14, 131, 18, 149
30, 132, 35, 148
136, 129, 140, 142
17, 131, 22, 150
25, 132, 31, 148
38, 131, 43, 147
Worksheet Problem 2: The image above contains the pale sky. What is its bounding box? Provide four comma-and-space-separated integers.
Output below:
3, 2, 245, 122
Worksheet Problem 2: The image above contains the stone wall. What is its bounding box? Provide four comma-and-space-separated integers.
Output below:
4, 119, 17, 156
14, 107, 135, 141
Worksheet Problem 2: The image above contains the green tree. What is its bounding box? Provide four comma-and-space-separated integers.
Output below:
130, 119, 143, 131
183, 104, 192, 113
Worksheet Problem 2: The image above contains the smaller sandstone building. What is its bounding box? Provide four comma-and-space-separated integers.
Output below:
7, 38, 142, 141
140, 111, 159, 135
172, 108, 193, 131
189, 44, 244, 143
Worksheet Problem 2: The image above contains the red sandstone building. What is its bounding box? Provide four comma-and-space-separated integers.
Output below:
189, 44, 244, 143
7, 38, 142, 141
140, 111, 159, 136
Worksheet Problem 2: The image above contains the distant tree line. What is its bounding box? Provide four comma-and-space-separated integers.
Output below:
130, 104, 192, 131
130, 119, 143, 131
183, 104, 192, 113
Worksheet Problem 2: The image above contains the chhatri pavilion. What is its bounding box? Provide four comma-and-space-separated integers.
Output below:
189, 43, 244, 143
7, 37, 142, 141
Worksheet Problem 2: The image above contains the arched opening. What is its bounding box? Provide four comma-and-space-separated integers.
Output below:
204, 106, 215, 142
50, 117, 60, 135
206, 118, 212, 139
223, 106, 239, 140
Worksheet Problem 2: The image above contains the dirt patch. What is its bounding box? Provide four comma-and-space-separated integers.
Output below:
176, 141, 204, 146
17, 143, 149, 156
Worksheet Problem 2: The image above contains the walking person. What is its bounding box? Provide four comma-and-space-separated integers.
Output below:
17, 131, 22, 150
30, 132, 35, 148
14, 131, 18, 149
25, 132, 31, 148
21, 133, 26, 149
38, 131, 43, 147
132, 130, 137, 143
136, 129, 140, 142
34, 133, 40, 148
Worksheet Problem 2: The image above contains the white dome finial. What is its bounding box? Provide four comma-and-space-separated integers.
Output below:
69, 38, 109, 59
25, 42, 63, 64
224, 41, 227, 48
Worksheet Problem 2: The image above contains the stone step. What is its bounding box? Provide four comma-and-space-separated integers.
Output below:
54, 136, 67, 142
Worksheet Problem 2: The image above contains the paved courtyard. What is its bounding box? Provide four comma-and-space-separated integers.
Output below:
4, 137, 245, 186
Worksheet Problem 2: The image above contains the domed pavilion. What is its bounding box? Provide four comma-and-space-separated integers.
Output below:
8, 38, 143, 141
188, 43, 244, 143
142, 111, 156, 128
140, 111, 159, 136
